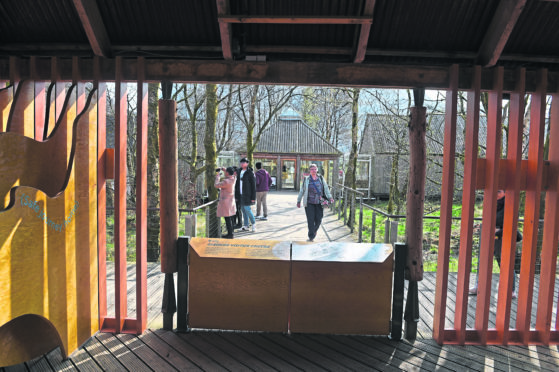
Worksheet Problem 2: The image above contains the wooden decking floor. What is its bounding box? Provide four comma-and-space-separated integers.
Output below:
6, 270, 559, 372
4, 192, 559, 371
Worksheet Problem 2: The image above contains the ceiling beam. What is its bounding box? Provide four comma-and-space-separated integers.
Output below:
218, 16, 373, 25
245, 45, 353, 55
476, 0, 527, 67
354, 0, 377, 63
216, 0, 233, 60
72, 0, 111, 58
1, 57, 557, 93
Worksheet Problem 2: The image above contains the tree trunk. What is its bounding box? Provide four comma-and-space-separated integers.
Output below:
344, 88, 360, 228
406, 106, 427, 281
205, 84, 219, 237
246, 85, 259, 165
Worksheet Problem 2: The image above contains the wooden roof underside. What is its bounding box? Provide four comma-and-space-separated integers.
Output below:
1, 0, 559, 89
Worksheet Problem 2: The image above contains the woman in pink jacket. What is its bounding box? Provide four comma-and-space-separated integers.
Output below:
215, 167, 237, 238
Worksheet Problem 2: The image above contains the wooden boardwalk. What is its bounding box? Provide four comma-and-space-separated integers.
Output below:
4, 191, 559, 371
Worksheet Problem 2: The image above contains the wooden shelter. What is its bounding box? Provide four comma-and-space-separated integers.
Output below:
1, 1, 559, 363
250, 115, 342, 191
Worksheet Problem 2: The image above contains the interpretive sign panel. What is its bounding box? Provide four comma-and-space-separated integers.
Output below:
290, 242, 393, 335
189, 238, 290, 332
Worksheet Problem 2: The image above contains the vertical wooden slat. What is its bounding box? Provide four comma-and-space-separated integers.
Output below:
51, 57, 66, 136
536, 84, 559, 345
31, 56, 46, 141
114, 56, 128, 333
496, 68, 525, 344
94, 56, 108, 330
0, 81, 13, 132
433, 64, 459, 344
516, 69, 547, 344
475, 66, 504, 345
455, 65, 481, 344
136, 57, 148, 334
7, 56, 34, 137
516, 70, 547, 344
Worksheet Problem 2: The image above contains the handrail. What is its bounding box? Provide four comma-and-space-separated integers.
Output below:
105, 199, 219, 214
335, 183, 365, 196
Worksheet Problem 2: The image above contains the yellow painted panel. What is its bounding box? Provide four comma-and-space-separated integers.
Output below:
0, 86, 98, 360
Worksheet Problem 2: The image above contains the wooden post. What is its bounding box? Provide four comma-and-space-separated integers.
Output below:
390, 243, 407, 340
159, 99, 178, 274
384, 220, 390, 243
176, 237, 189, 332
433, 64, 459, 344
475, 66, 504, 345
114, 56, 128, 333
358, 197, 363, 243
371, 212, 376, 243
390, 221, 398, 244
516, 69, 547, 344
406, 103, 426, 281
136, 57, 149, 334
185, 214, 197, 237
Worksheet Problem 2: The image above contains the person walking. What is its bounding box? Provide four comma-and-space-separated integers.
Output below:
296, 164, 334, 242
235, 158, 257, 232
232, 166, 243, 228
255, 162, 273, 220
469, 189, 521, 298
215, 167, 237, 239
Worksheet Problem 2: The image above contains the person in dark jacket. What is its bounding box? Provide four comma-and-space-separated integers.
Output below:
232, 166, 243, 228
469, 189, 519, 298
255, 162, 273, 220
235, 158, 257, 232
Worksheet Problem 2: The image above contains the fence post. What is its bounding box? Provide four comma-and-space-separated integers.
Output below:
390, 220, 398, 243
384, 219, 391, 243
185, 214, 197, 237
390, 243, 408, 340
371, 212, 377, 243
177, 236, 189, 332
350, 192, 355, 233
343, 189, 347, 226
338, 188, 344, 220
358, 197, 363, 243
206, 206, 210, 237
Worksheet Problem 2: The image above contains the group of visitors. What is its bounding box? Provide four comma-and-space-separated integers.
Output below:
215, 158, 273, 238
215, 158, 334, 241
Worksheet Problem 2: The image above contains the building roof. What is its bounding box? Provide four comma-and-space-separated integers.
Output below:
1, 0, 559, 76
360, 114, 491, 157
255, 117, 341, 156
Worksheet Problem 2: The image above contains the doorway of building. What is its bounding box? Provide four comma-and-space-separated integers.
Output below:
281, 160, 296, 189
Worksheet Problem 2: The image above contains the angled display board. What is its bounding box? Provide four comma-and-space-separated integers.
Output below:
188, 237, 291, 332
290, 242, 393, 335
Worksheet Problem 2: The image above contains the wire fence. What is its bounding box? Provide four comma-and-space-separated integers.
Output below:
106, 199, 220, 263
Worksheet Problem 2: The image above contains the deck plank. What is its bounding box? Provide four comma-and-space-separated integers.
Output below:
176, 332, 254, 372
295, 334, 395, 372
116, 333, 179, 372
138, 330, 202, 371
82, 335, 127, 371
152, 329, 228, 371
196, 332, 278, 371
217, 332, 305, 371
263, 333, 354, 371
95, 333, 152, 372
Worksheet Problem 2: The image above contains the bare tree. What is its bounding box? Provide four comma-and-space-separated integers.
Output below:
235, 84, 296, 164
